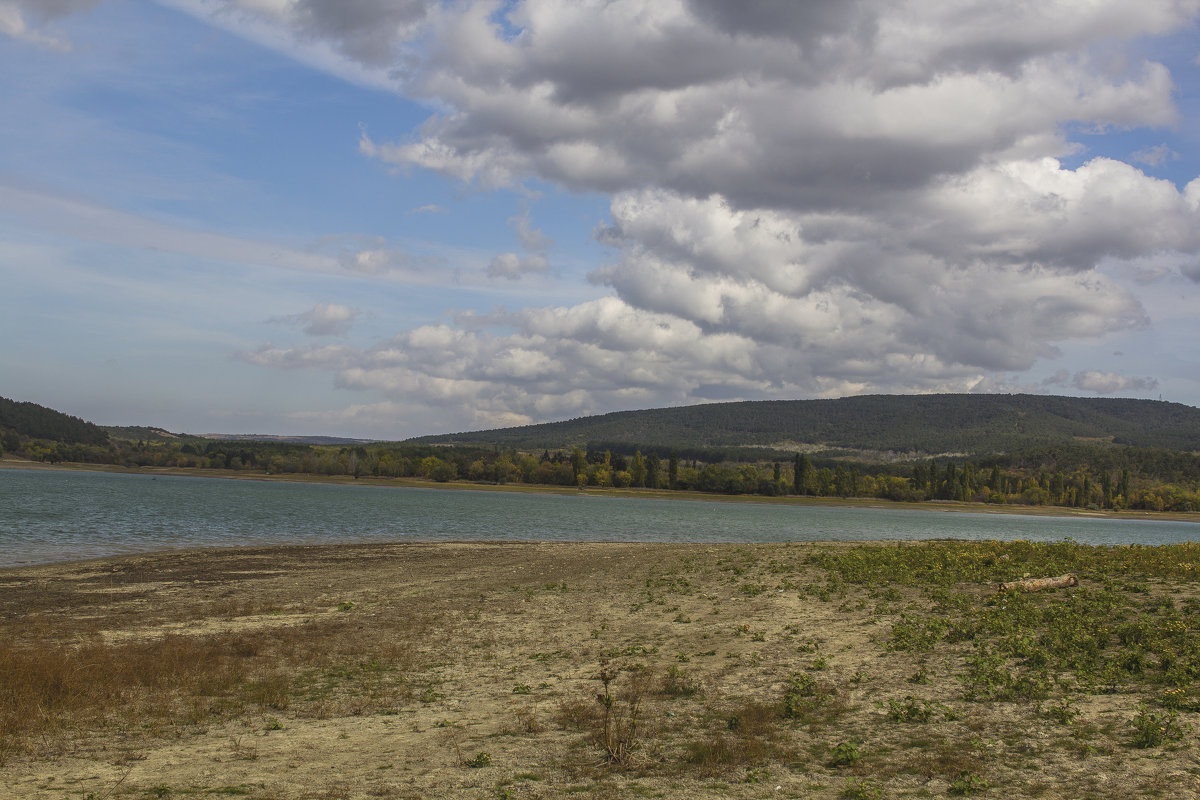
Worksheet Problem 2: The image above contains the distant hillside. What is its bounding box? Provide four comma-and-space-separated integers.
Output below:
408, 394, 1200, 458
0, 396, 109, 446
102, 425, 184, 443
198, 433, 376, 446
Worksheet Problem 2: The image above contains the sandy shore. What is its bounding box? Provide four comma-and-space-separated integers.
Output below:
3, 540, 1198, 799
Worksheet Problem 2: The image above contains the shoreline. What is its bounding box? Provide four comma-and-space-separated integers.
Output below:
4, 454, 1197, 524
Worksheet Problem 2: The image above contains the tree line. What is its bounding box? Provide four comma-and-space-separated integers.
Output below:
5, 430, 1199, 514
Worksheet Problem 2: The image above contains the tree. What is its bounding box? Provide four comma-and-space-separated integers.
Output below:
646, 452, 660, 489
630, 451, 647, 488
668, 452, 679, 489
794, 453, 811, 495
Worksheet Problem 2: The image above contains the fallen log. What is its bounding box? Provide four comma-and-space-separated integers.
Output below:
996, 574, 1078, 593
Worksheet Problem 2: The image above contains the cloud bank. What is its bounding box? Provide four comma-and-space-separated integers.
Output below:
169, 1, 1200, 432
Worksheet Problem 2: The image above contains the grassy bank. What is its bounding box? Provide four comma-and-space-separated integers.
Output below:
2, 540, 1199, 798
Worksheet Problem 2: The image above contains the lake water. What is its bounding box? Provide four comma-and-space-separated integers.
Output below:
1, 467, 1196, 567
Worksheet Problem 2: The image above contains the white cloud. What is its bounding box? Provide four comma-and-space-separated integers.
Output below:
0, 0, 97, 50
487, 252, 549, 280
485, 208, 554, 280
1041, 368, 1160, 395
1071, 371, 1160, 394
1132, 143, 1178, 167
269, 303, 358, 336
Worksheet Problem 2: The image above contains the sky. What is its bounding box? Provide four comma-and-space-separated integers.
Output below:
2, 0, 1199, 440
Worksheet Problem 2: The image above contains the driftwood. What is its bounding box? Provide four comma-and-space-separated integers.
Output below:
996, 574, 1078, 593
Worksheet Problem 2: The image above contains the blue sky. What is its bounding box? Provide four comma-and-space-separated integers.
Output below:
2, 0, 1199, 439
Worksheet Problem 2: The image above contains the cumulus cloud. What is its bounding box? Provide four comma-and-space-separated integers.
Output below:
212, 0, 1200, 432
269, 303, 358, 336
487, 209, 553, 280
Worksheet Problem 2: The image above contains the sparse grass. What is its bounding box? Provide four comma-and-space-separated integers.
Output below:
2, 539, 1198, 797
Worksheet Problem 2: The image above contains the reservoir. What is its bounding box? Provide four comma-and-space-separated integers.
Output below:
1, 467, 1196, 567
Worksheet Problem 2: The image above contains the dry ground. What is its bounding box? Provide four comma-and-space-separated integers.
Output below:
2, 541, 1199, 799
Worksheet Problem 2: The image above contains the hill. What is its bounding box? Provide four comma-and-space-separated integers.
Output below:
0, 396, 109, 447
408, 394, 1200, 458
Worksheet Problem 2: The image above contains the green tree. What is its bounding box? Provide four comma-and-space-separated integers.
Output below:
794, 453, 811, 495
630, 451, 647, 488
645, 452, 660, 489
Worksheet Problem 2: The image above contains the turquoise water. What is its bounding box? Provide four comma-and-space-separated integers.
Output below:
1, 467, 1196, 567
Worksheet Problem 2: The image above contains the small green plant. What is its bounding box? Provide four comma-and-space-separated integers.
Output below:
465, 751, 492, 768
512, 684, 532, 695
948, 771, 988, 795
839, 777, 881, 800
810, 653, 829, 671
782, 671, 816, 718
336, 601, 354, 612
743, 766, 768, 784
661, 665, 700, 698
828, 740, 862, 768
1130, 704, 1185, 748
1042, 697, 1078, 725
886, 696, 935, 723
907, 668, 929, 684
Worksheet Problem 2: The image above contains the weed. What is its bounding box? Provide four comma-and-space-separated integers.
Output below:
889, 615, 949, 652
1041, 698, 1078, 725
594, 660, 650, 766
839, 777, 882, 800
907, 668, 929, 684
465, 752, 492, 768
886, 696, 936, 723
827, 741, 862, 768
1130, 704, 1185, 748
661, 665, 700, 698
514, 705, 543, 734
948, 771, 989, 795
743, 766, 768, 784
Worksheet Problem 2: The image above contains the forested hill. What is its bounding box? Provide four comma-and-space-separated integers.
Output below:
0, 396, 109, 446
409, 394, 1200, 457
